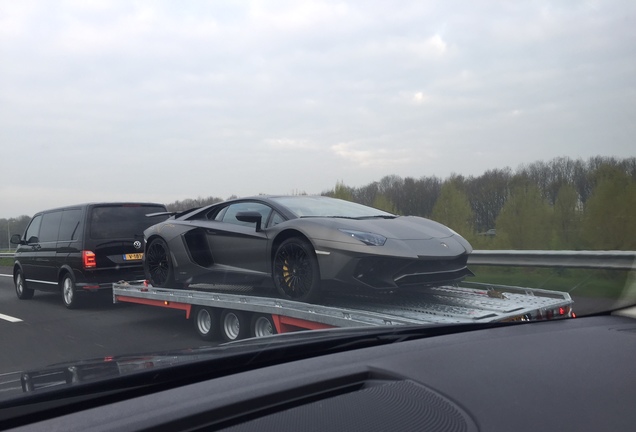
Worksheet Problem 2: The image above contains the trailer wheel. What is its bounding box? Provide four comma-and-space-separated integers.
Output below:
273, 237, 321, 302
221, 310, 250, 342
251, 314, 277, 338
193, 307, 218, 341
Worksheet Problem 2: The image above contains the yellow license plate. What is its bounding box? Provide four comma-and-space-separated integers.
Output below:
124, 253, 144, 261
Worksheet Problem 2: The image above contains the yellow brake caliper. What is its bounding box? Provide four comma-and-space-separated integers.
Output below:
283, 260, 292, 289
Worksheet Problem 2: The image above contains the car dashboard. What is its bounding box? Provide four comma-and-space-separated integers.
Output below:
6, 313, 636, 431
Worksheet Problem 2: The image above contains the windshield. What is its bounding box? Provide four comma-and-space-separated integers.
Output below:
89, 205, 169, 239
0, 0, 634, 412
271, 196, 395, 218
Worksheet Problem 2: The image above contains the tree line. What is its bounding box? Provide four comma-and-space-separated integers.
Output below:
323, 156, 636, 251
2, 156, 634, 251
0, 216, 32, 251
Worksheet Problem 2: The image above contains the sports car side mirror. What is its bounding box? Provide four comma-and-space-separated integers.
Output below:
236, 211, 263, 232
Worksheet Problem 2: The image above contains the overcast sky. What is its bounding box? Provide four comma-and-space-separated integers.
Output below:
1, 0, 634, 218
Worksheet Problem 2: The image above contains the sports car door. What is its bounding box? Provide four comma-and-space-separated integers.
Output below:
204, 202, 272, 276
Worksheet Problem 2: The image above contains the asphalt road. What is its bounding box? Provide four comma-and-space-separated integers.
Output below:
0, 267, 215, 396
0, 266, 623, 399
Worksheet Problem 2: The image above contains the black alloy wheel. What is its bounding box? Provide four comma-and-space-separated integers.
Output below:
273, 237, 321, 302
144, 238, 176, 287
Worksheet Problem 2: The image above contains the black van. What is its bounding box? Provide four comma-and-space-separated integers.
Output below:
11, 202, 168, 309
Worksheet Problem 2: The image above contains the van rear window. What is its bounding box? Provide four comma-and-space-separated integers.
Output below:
89, 205, 168, 239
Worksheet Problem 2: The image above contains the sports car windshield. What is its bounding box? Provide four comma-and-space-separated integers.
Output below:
272, 196, 395, 219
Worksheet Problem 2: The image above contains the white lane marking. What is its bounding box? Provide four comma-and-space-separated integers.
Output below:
0, 372, 21, 393
0, 313, 22, 323
1, 273, 25, 322
0, 274, 23, 322
0, 386, 23, 393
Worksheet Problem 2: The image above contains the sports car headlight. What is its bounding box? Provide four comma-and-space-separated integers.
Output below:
339, 229, 387, 246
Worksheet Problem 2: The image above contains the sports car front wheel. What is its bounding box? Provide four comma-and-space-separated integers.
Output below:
273, 237, 321, 302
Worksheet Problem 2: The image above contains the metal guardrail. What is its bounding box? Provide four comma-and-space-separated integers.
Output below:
2, 250, 635, 270
468, 250, 636, 271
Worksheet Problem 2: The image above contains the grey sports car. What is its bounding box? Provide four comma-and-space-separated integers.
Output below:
143, 195, 473, 302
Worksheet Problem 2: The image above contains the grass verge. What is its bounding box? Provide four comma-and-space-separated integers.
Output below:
467, 266, 629, 299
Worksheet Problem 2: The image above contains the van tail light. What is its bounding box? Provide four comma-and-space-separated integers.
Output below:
83, 251, 96, 269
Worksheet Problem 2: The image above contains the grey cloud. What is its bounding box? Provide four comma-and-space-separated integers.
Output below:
1, 0, 634, 217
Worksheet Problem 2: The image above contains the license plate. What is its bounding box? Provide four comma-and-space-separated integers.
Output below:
123, 253, 143, 261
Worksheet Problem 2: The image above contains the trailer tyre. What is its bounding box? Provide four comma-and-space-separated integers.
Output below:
221, 310, 250, 342
251, 314, 277, 338
193, 307, 218, 341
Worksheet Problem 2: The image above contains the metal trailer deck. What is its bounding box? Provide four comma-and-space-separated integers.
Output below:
112, 281, 574, 341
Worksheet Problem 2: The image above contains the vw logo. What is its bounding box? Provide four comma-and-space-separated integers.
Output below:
133, 241, 142, 250
440, 242, 449, 248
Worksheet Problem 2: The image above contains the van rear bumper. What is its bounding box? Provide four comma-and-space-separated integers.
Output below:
76, 282, 123, 292
74, 267, 146, 291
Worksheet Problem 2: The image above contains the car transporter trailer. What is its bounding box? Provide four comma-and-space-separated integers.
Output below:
112, 281, 574, 342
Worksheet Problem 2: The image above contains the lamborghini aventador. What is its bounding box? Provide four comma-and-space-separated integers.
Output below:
143, 196, 473, 302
